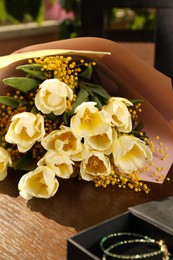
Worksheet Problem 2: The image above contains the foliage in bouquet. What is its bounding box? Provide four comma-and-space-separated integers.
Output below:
0, 53, 153, 200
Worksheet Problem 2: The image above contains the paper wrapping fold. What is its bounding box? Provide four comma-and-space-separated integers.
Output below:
0, 37, 172, 183
0, 49, 111, 70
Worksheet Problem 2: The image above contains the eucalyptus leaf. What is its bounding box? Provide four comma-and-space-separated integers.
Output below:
0, 96, 19, 107
3, 77, 40, 93
68, 88, 89, 116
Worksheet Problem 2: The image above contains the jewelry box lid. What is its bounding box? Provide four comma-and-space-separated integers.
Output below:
129, 196, 173, 236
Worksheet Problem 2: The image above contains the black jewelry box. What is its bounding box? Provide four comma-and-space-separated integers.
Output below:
67, 196, 173, 260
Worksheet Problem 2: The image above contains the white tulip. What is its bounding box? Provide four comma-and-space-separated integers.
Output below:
18, 166, 59, 200
41, 126, 83, 157
112, 135, 153, 173
103, 97, 133, 133
35, 78, 73, 115
0, 147, 12, 181
38, 150, 74, 179
5, 112, 45, 153
70, 102, 109, 138
80, 151, 111, 181
70, 143, 89, 161
85, 127, 116, 155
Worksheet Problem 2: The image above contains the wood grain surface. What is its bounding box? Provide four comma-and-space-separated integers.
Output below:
0, 164, 173, 259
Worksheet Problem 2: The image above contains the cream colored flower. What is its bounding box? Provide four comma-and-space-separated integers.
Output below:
70, 102, 109, 138
80, 151, 111, 181
70, 143, 89, 161
112, 135, 153, 173
18, 166, 59, 200
0, 147, 12, 181
5, 112, 45, 153
41, 126, 82, 157
38, 150, 74, 179
35, 78, 73, 115
103, 97, 133, 133
85, 127, 116, 155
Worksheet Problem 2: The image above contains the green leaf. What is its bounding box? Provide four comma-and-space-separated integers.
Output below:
133, 120, 144, 132
62, 112, 69, 125
130, 99, 143, 104
14, 152, 36, 171
47, 112, 57, 120
91, 95, 104, 110
79, 64, 93, 81
0, 96, 19, 107
17, 64, 43, 70
31, 105, 39, 114
68, 88, 89, 116
80, 81, 110, 100
3, 77, 40, 93
17, 64, 46, 80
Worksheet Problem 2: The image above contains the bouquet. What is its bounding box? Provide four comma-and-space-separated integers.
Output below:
0, 45, 171, 200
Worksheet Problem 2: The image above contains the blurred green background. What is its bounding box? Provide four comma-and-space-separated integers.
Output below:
0, 0, 156, 39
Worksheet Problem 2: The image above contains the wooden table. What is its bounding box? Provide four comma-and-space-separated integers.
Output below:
0, 164, 173, 259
